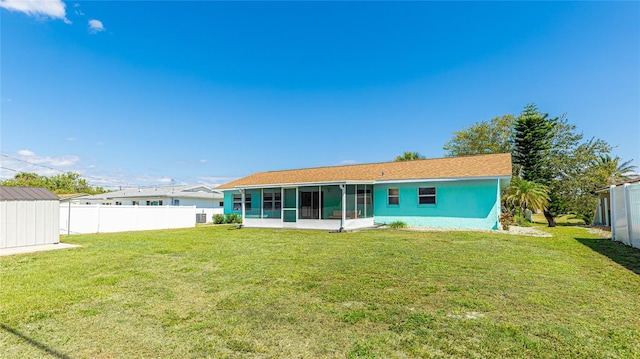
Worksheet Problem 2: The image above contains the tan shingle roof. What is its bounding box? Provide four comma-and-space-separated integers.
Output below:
217, 153, 512, 189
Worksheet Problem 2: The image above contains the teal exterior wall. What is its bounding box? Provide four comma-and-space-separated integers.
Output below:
223, 189, 261, 217
373, 179, 501, 229
223, 190, 240, 214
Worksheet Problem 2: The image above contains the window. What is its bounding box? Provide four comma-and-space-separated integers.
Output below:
172, 199, 180, 206
232, 193, 251, 211
418, 187, 436, 205
262, 189, 282, 218
158, 200, 163, 206
132, 201, 138, 205
219, 201, 224, 207
388, 188, 399, 205
233, 194, 242, 211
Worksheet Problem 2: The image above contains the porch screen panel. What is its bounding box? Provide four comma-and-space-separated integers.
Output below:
245, 189, 261, 218
322, 185, 341, 219
262, 188, 281, 218
346, 185, 356, 219
283, 188, 297, 223
357, 185, 373, 218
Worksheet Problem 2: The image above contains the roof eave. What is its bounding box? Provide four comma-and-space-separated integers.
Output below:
219, 175, 512, 190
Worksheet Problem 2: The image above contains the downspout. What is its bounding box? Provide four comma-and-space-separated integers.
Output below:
340, 184, 346, 232
240, 189, 246, 226
497, 178, 501, 230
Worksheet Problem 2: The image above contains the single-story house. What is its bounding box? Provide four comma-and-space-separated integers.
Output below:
0, 186, 60, 249
593, 178, 640, 249
216, 153, 512, 231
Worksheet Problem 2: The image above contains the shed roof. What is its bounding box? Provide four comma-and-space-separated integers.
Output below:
217, 153, 512, 189
0, 187, 60, 201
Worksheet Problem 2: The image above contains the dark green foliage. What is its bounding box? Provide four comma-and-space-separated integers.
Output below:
394, 151, 426, 161
213, 214, 225, 224
1, 171, 106, 194
513, 104, 556, 182
224, 213, 242, 224
387, 221, 408, 229
443, 115, 515, 157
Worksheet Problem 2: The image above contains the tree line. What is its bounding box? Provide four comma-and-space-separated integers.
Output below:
398, 104, 637, 226
0, 171, 107, 195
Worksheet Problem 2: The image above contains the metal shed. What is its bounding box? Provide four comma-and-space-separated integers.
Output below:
0, 187, 60, 249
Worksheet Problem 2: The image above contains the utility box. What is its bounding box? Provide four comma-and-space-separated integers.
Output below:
196, 213, 207, 224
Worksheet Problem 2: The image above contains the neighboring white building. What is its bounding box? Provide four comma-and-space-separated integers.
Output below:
1, 187, 60, 249
76, 185, 224, 222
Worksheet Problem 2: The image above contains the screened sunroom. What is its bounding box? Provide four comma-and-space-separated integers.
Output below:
226, 183, 374, 230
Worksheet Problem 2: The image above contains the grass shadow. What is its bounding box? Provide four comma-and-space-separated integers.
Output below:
575, 237, 640, 275
1, 324, 72, 359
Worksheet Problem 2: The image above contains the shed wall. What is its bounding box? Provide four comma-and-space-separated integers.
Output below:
0, 200, 60, 248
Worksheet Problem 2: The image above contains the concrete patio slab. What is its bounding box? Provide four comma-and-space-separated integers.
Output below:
0, 243, 80, 257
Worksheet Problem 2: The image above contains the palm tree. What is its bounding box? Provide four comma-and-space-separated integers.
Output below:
594, 155, 637, 185
394, 151, 426, 161
504, 177, 550, 220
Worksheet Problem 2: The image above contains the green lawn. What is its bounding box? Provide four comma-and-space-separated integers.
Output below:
531, 213, 586, 225
1, 226, 639, 358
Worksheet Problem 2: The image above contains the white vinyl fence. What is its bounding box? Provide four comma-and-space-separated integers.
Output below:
60, 204, 199, 235
610, 182, 640, 249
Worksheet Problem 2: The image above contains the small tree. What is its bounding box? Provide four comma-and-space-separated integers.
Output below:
443, 115, 515, 157
504, 178, 549, 221
394, 151, 426, 161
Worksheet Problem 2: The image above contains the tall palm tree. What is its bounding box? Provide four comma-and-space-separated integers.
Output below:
394, 151, 426, 161
504, 177, 550, 219
595, 155, 637, 185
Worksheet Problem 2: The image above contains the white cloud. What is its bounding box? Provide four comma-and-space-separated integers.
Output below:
0, 0, 70, 23
73, 2, 83, 15
196, 176, 238, 187
340, 159, 357, 165
0, 150, 81, 179
17, 149, 35, 156
199, 159, 208, 163
66, 137, 76, 141
88, 19, 105, 34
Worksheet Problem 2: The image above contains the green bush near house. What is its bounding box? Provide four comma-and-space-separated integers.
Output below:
500, 212, 515, 230
387, 221, 408, 229
224, 213, 241, 224
213, 213, 225, 224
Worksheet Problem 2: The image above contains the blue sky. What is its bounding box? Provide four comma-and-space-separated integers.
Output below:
1, 1, 638, 189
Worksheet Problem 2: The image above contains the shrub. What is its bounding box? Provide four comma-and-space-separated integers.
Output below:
387, 221, 408, 229
213, 214, 225, 224
500, 212, 515, 230
224, 213, 242, 224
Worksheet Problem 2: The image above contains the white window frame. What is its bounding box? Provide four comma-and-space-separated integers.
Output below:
388, 188, 399, 206
418, 187, 436, 205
